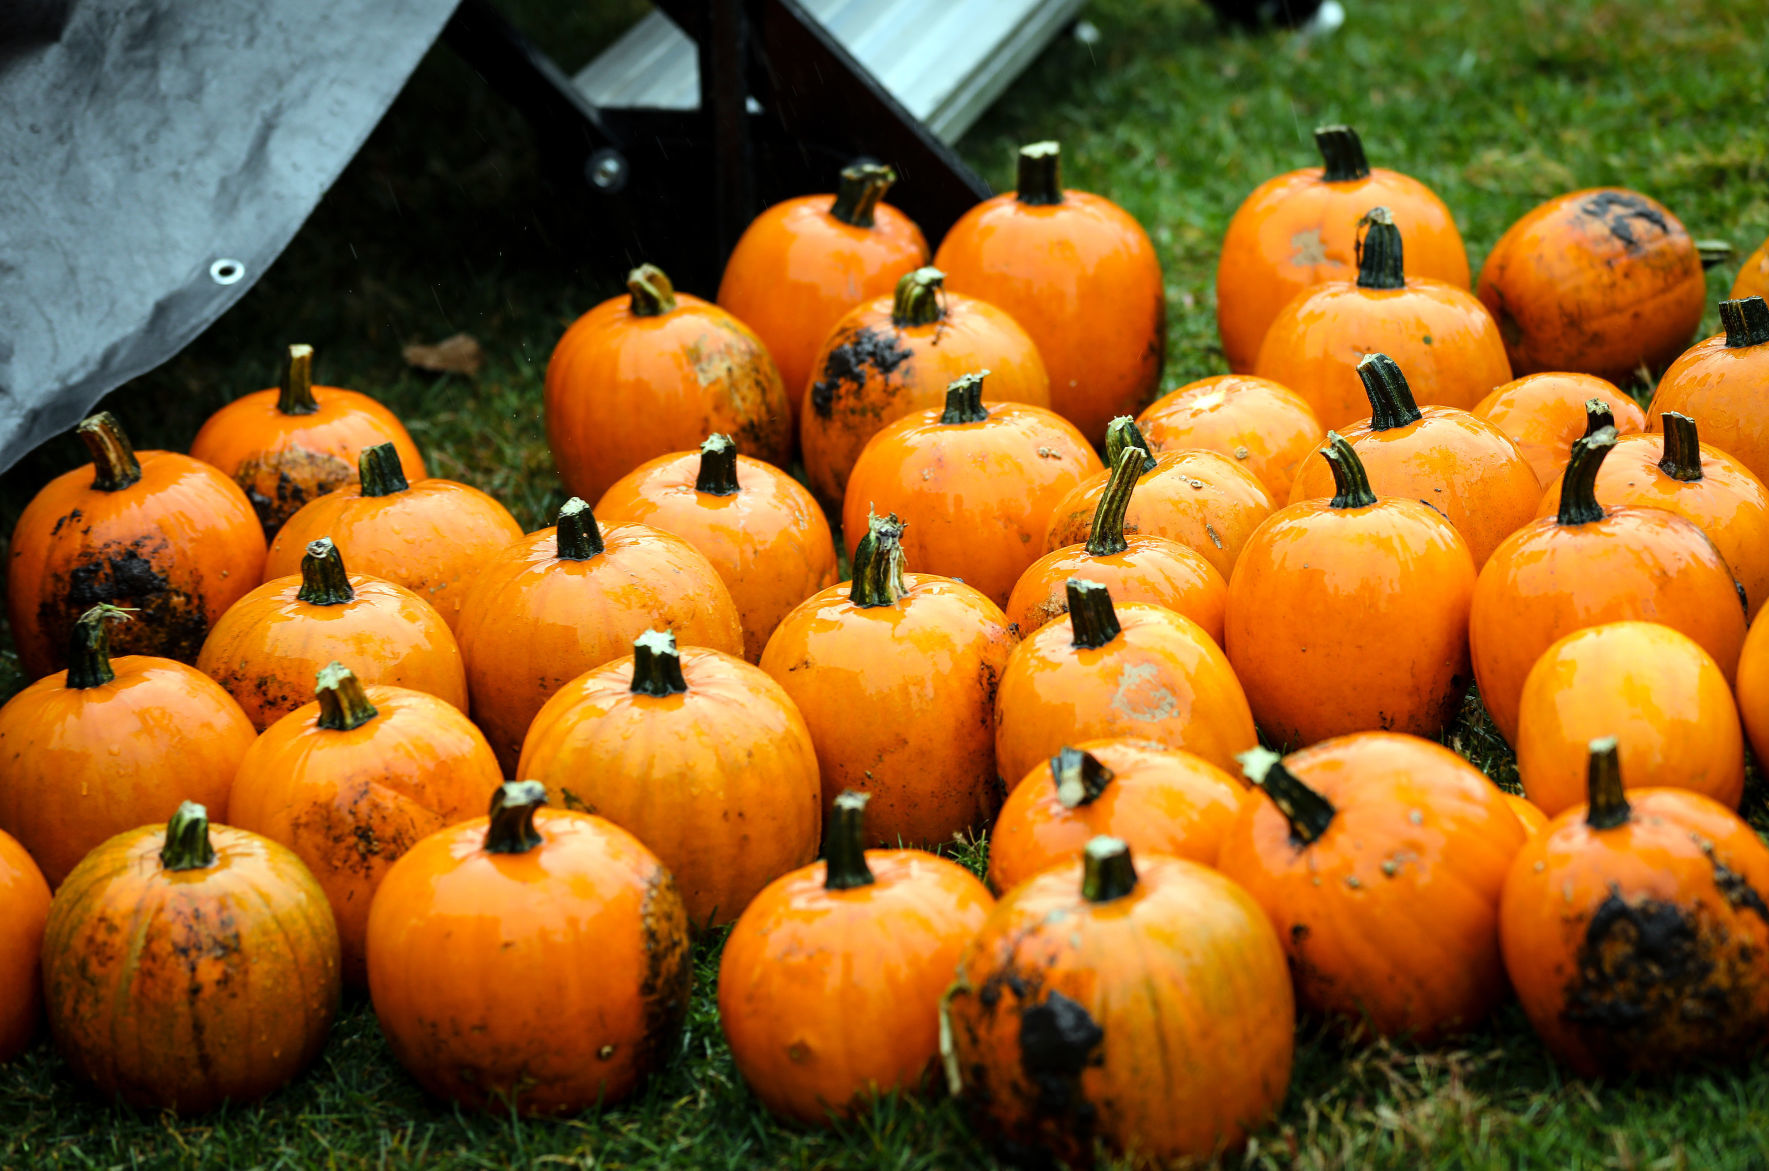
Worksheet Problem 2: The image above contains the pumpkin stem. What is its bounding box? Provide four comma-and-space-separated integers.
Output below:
1657, 413, 1704, 482
1239, 747, 1336, 847
1355, 207, 1406, 291
314, 661, 378, 732
824, 789, 876, 891
296, 538, 355, 606
1085, 446, 1144, 557
1323, 431, 1378, 510
555, 497, 605, 560
1053, 747, 1115, 809
695, 434, 741, 496
627, 264, 678, 317
357, 442, 409, 498
938, 371, 991, 425
849, 512, 909, 608
1583, 737, 1631, 831
1719, 296, 1769, 348
1066, 579, 1122, 650
1314, 125, 1371, 183
828, 162, 895, 228
1016, 141, 1063, 206
277, 343, 320, 416
892, 267, 947, 329
485, 780, 549, 855
160, 801, 219, 872
76, 412, 143, 492
65, 603, 130, 690
1557, 427, 1618, 527
1103, 415, 1159, 475
630, 629, 689, 697
1583, 399, 1616, 439
1357, 353, 1423, 431
1081, 836, 1138, 903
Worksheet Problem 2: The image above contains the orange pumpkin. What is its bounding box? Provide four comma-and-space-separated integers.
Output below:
987, 739, 1245, 894
546, 263, 791, 503
942, 837, 1294, 1165
43, 801, 341, 1111
7, 411, 266, 677
1285, 353, 1540, 568
758, 513, 1016, 848
1476, 188, 1705, 384
1647, 296, 1769, 488
842, 372, 1101, 606
718, 790, 994, 1124
1500, 739, 1769, 1077
800, 266, 1050, 508
993, 579, 1256, 785
0, 831, 50, 1062
1136, 373, 1325, 502
594, 434, 838, 661
518, 630, 820, 927
1733, 236, 1769, 302
1217, 124, 1470, 373
1734, 613, 1769, 769
1471, 372, 1646, 486
933, 141, 1164, 442
1218, 736, 1527, 1040
1255, 207, 1512, 430
717, 163, 930, 436
1505, 793, 1549, 836
189, 343, 426, 535
0, 605, 257, 887
1005, 447, 1228, 641
455, 498, 743, 770
1471, 427, 1748, 743
1516, 622, 1743, 817
367, 781, 692, 1114
196, 536, 465, 730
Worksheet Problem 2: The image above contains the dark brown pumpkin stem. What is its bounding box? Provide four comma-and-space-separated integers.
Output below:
824, 789, 876, 891
296, 538, 355, 605
627, 264, 678, 317
1016, 141, 1063, 206
849, 512, 909, 608
1066, 579, 1121, 650
695, 434, 740, 496
1314, 125, 1371, 182
485, 780, 548, 855
1103, 415, 1158, 475
938, 371, 991, 424
1053, 747, 1115, 809
1558, 427, 1618, 526
160, 801, 218, 872
278, 343, 319, 416
892, 267, 946, 328
829, 162, 895, 228
357, 442, 408, 497
1583, 399, 1615, 438
630, 629, 689, 697
1720, 297, 1769, 348
1584, 737, 1630, 830
1323, 431, 1377, 510
1081, 836, 1138, 903
65, 603, 130, 690
77, 412, 142, 492
1240, 747, 1335, 846
1086, 447, 1144, 557
1657, 413, 1704, 482
314, 661, 378, 732
555, 497, 605, 560
1355, 207, 1406, 291
1357, 353, 1422, 431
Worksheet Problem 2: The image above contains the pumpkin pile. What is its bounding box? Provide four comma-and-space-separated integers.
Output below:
4, 129, 1769, 1165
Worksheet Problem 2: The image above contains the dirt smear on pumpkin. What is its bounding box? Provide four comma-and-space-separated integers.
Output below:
41, 532, 211, 666
808, 325, 913, 420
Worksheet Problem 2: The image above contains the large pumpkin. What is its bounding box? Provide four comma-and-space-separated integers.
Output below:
1136, 373, 1325, 502
1646, 296, 1769, 488
0, 831, 50, 1063
1472, 371, 1645, 487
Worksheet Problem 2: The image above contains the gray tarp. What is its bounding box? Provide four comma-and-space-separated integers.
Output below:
0, 0, 461, 470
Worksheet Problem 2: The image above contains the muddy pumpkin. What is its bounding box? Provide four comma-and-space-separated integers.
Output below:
0, 831, 49, 1063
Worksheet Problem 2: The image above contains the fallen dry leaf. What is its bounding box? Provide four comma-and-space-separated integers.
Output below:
403, 333, 483, 376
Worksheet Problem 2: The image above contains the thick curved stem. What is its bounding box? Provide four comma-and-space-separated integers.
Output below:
1081, 836, 1138, 902
1066, 579, 1121, 650
296, 538, 355, 605
892, 267, 946, 328
314, 662, 378, 732
485, 780, 548, 855
1657, 413, 1704, 482
1720, 297, 1769, 348
278, 344, 319, 415
1583, 399, 1616, 438
824, 789, 876, 890
65, 604, 129, 690
357, 442, 409, 498
555, 497, 605, 560
849, 512, 909, 608
1314, 125, 1371, 182
1323, 432, 1378, 509
829, 162, 896, 228
1053, 747, 1115, 809
1584, 737, 1630, 830
627, 264, 678, 316
1086, 447, 1144, 556
160, 802, 219, 872
1016, 141, 1063, 206
1239, 747, 1335, 846
938, 372, 991, 424
1355, 207, 1406, 291
1357, 353, 1423, 431
1103, 416, 1158, 475
1558, 427, 1618, 526
630, 629, 689, 696
77, 412, 142, 492
695, 434, 740, 496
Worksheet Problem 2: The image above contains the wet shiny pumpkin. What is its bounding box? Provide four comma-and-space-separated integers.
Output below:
0, 831, 50, 1063
1647, 296, 1769, 488
1471, 371, 1645, 487
1721, 613, 1769, 775
1136, 373, 1325, 502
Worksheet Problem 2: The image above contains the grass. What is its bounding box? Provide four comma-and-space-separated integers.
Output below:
4, 0, 1769, 1165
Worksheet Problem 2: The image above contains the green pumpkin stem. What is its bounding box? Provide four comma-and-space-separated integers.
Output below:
1103, 416, 1158, 475
695, 434, 741, 496
1323, 432, 1378, 510
1357, 353, 1423, 431
1583, 399, 1616, 438
314, 662, 378, 732
829, 162, 896, 228
296, 538, 355, 605
1081, 836, 1138, 903
1314, 125, 1371, 182
485, 781, 548, 855
627, 264, 678, 317
824, 789, 877, 891
77, 412, 143, 493
938, 372, 991, 425
1066, 579, 1121, 650
1657, 413, 1704, 483
1720, 297, 1769, 349
65, 604, 130, 690
357, 442, 409, 498
1239, 747, 1336, 846
849, 512, 909, 608
892, 267, 947, 329
1086, 447, 1144, 557
630, 629, 689, 697
1558, 427, 1618, 526
277, 343, 319, 416
160, 801, 219, 872
1016, 141, 1063, 206
1355, 207, 1406, 291
555, 497, 605, 560
1053, 747, 1115, 809
1584, 737, 1630, 830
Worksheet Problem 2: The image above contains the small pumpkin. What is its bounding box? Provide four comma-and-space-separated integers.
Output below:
1647, 296, 1769, 488
1472, 372, 1646, 486
1254, 207, 1512, 430
717, 163, 930, 435
1005, 447, 1228, 642
1136, 373, 1325, 502
196, 537, 466, 730
801, 266, 1050, 508
718, 790, 994, 1125
1217, 124, 1470, 373
189, 343, 426, 535
942, 836, 1294, 1166
265, 442, 522, 629
1476, 188, 1705, 385
367, 781, 692, 1114
758, 513, 1016, 848
594, 434, 838, 661
42, 801, 341, 1112
455, 498, 743, 770
841, 371, 1102, 606
934, 141, 1165, 442
7, 411, 267, 677
518, 630, 821, 927
0, 831, 49, 1063
1500, 739, 1769, 1077
1218, 736, 1527, 1040
0, 605, 257, 887
1516, 622, 1743, 817
1733, 236, 1769, 302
